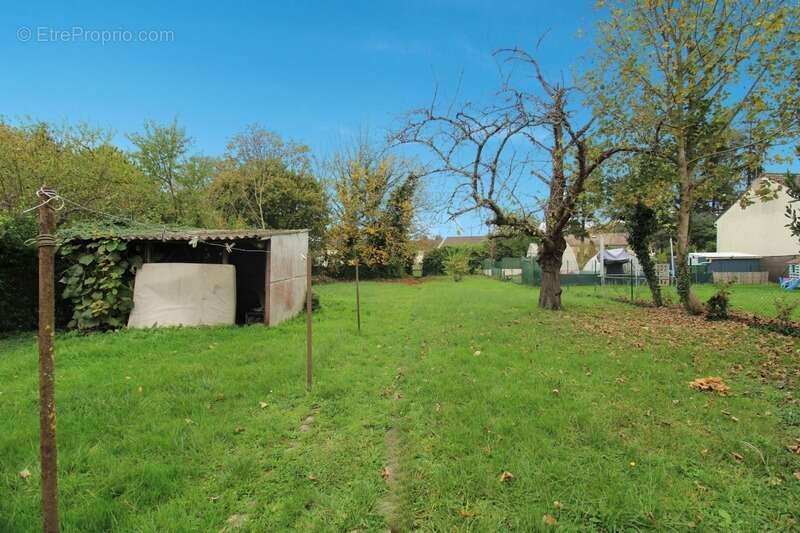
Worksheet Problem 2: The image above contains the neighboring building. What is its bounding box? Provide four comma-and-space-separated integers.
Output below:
715, 173, 800, 280
437, 235, 488, 248
526, 242, 581, 274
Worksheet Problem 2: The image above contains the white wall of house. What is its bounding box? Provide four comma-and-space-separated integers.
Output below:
716, 178, 798, 256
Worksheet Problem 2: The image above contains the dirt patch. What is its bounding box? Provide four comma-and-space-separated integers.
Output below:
378, 426, 404, 532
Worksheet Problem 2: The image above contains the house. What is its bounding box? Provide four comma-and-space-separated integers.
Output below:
62, 227, 309, 328
526, 232, 629, 274
716, 173, 800, 280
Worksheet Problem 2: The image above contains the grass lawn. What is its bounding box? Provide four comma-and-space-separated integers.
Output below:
1, 277, 799, 531
571, 281, 800, 320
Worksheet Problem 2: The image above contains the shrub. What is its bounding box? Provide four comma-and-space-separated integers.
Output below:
58, 238, 142, 331
774, 298, 799, 329
423, 244, 489, 276
443, 248, 471, 281
0, 215, 38, 332
705, 282, 733, 320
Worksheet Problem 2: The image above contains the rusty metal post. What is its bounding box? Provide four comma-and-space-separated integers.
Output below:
355, 259, 361, 334
36, 187, 60, 533
306, 254, 312, 390
263, 240, 271, 326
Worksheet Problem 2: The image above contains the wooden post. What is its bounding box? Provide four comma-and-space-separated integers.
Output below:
36, 187, 60, 533
355, 259, 361, 334
263, 240, 271, 326
306, 254, 312, 390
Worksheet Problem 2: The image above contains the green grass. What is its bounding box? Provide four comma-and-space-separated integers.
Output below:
571, 281, 800, 320
1, 277, 799, 531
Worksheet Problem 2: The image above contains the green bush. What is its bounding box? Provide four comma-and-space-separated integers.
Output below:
423, 244, 489, 276
58, 238, 142, 331
443, 248, 471, 281
705, 282, 733, 320
0, 215, 38, 332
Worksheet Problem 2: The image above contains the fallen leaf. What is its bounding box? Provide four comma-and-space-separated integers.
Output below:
209, 495, 220, 502
689, 377, 729, 395
794, 471, 800, 480
543, 514, 558, 526
553, 501, 563, 510
18, 469, 31, 480
259, 401, 268, 409
380, 467, 392, 481
552, 388, 560, 395
234, 426, 245, 434
731, 452, 744, 461
787, 440, 800, 455
499, 471, 514, 483
307, 473, 317, 481
215, 392, 225, 402
458, 508, 476, 518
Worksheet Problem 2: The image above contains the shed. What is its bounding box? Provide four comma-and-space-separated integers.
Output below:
688, 252, 762, 273
63, 227, 308, 328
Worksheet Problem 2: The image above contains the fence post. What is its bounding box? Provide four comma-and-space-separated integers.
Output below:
355, 258, 361, 334
306, 253, 312, 390
37, 187, 60, 533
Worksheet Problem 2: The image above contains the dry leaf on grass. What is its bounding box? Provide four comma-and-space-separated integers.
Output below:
258, 401, 268, 409
794, 471, 800, 480
458, 509, 476, 518
731, 452, 744, 461
499, 471, 514, 483
787, 440, 800, 455
380, 467, 392, 481
543, 514, 558, 526
18, 468, 31, 480
689, 377, 729, 395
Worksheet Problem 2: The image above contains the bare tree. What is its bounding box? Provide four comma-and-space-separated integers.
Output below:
392, 49, 631, 310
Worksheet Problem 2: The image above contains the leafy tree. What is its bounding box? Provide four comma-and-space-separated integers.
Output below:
327, 141, 421, 277
593, 0, 800, 312
0, 121, 161, 222
210, 125, 328, 248
128, 119, 195, 222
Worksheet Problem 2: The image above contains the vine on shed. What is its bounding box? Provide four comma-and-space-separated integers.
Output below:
58, 238, 142, 331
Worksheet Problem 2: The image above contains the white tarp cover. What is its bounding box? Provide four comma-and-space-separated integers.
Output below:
128, 263, 236, 328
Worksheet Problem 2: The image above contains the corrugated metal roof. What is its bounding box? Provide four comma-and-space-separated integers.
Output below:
62, 227, 307, 242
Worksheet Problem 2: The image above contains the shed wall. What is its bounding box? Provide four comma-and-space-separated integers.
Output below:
268, 232, 308, 326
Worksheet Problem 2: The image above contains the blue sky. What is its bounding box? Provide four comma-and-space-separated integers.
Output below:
1, 1, 604, 234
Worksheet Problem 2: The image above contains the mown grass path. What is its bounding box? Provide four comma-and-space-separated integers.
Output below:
1, 277, 799, 531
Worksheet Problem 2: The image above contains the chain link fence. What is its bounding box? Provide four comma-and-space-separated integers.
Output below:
481, 257, 800, 322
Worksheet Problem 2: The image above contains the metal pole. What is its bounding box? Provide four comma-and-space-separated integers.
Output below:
355, 259, 361, 334
37, 187, 60, 533
306, 254, 312, 390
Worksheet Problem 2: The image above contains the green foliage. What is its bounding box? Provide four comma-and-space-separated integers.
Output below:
0, 215, 38, 332
705, 282, 733, 320
623, 202, 663, 306
442, 247, 470, 281
422, 244, 488, 276
327, 144, 420, 278
210, 125, 329, 248
58, 238, 142, 331
774, 298, 799, 328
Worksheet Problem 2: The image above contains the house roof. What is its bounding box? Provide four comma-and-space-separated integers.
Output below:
689, 252, 762, 260
411, 238, 444, 252
59, 224, 307, 243
438, 235, 487, 248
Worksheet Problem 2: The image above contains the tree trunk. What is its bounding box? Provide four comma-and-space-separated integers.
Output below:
537, 234, 566, 310
675, 138, 701, 314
